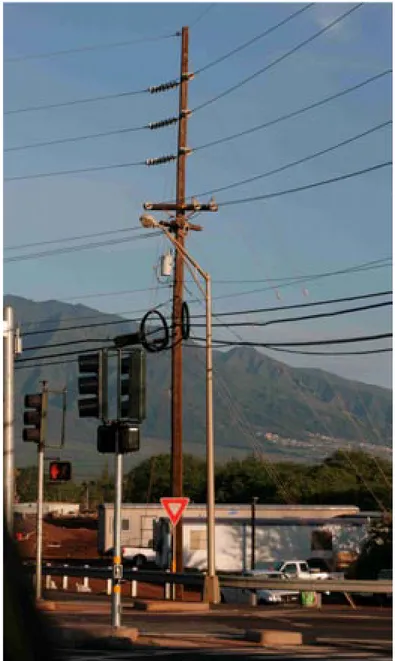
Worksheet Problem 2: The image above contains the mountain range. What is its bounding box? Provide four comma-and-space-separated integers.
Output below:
6, 294, 392, 477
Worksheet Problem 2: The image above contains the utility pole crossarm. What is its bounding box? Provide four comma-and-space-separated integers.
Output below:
144, 202, 218, 212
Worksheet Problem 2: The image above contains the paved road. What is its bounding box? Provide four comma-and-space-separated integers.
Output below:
41, 594, 391, 661
58, 650, 391, 661
49, 605, 392, 643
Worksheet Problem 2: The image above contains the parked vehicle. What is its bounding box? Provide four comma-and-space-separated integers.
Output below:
221, 559, 332, 605
221, 570, 299, 605
254, 559, 330, 580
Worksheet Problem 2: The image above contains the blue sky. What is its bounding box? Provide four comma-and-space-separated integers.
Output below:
4, 2, 392, 388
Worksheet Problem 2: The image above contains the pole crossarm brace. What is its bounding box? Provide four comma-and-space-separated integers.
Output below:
144, 201, 218, 213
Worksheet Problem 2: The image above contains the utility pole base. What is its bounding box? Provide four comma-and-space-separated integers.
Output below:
203, 575, 220, 604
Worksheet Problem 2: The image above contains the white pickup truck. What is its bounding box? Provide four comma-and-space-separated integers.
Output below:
221, 559, 330, 605
256, 560, 330, 580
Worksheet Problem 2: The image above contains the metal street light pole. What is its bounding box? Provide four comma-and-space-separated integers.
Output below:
140, 215, 219, 602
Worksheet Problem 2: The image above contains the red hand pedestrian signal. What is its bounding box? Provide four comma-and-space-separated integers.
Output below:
50, 464, 60, 480
48, 461, 72, 482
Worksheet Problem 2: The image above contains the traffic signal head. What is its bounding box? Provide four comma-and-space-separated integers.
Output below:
97, 423, 140, 454
23, 393, 44, 443
120, 349, 146, 422
49, 461, 72, 482
78, 351, 108, 420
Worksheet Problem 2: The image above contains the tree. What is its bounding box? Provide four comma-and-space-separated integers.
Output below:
351, 514, 392, 579
124, 454, 207, 503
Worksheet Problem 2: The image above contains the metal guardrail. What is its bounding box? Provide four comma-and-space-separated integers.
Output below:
219, 576, 393, 594
25, 563, 392, 595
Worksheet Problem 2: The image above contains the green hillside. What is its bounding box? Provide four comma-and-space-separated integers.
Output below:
7, 295, 392, 476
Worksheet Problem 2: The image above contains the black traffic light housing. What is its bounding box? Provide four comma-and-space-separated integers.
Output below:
97, 423, 140, 454
23, 393, 45, 443
120, 349, 146, 422
78, 350, 108, 420
49, 461, 72, 482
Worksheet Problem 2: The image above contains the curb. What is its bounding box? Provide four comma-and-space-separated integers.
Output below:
54, 625, 139, 649
133, 600, 210, 612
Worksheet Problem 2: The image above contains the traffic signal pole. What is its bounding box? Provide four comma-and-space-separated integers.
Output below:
3, 306, 15, 535
112, 350, 123, 628
35, 381, 48, 601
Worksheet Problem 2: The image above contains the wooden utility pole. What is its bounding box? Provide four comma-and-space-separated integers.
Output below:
172, 25, 189, 577
142, 26, 218, 583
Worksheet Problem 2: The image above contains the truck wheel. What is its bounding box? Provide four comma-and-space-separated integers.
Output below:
132, 554, 146, 568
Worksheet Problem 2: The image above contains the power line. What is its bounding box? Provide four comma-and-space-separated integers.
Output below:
193, 4, 363, 113
22, 337, 112, 352
4, 157, 147, 183
5, 32, 178, 63
18, 290, 392, 338
15, 257, 390, 328
190, 3, 216, 28
14, 340, 393, 371
15, 345, 111, 364
268, 346, 392, 356
5, 225, 144, 251
204, 290, 392, 319
5, 123, 147, 153
193, 70, 391, 154
219, 161, 392, 208
213, 257, 391, 285
194, 3, 314, 75
4, 87, 149, 116
194, 300, 392, 329
192, 120, 391, 198
5, 231, 162, 263
21, 300, 392, 353
194, 332, 392, 348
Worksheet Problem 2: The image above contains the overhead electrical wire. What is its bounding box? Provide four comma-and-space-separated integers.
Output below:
213, 257, 391, 285
5, 123, 147, 153
5, 225, 145, 251
5, 231, 162, 263
14, 335, 392, 371
15, 345, 112, 364
190, 3, 216, 28
4, 87, 149, 116
194, 3, 314, 75
193, 332, 392, 348
217, 161, 392, 208
5, 32, 178, 63
18, 290, 392, 336
193, 70, 391, 154
193, 4, 363, 113
14, 257, 391, 329
193, 300, 392, 329
192, 120, 392, 198
268, 346, 392, 356
21, 299, 391, 352
4, 157, 147, 183
22, 337, 113, 352
204, 290, 392, 319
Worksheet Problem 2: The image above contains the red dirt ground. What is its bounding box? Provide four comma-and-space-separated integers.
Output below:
16, 516, 99, 560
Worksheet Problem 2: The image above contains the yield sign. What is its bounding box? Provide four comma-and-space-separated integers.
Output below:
160, 497, 189, 526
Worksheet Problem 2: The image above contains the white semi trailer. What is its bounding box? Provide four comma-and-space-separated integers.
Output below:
98, 503, 375, 572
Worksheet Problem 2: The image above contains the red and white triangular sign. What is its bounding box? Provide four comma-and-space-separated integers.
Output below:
160, 497, 190, 526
